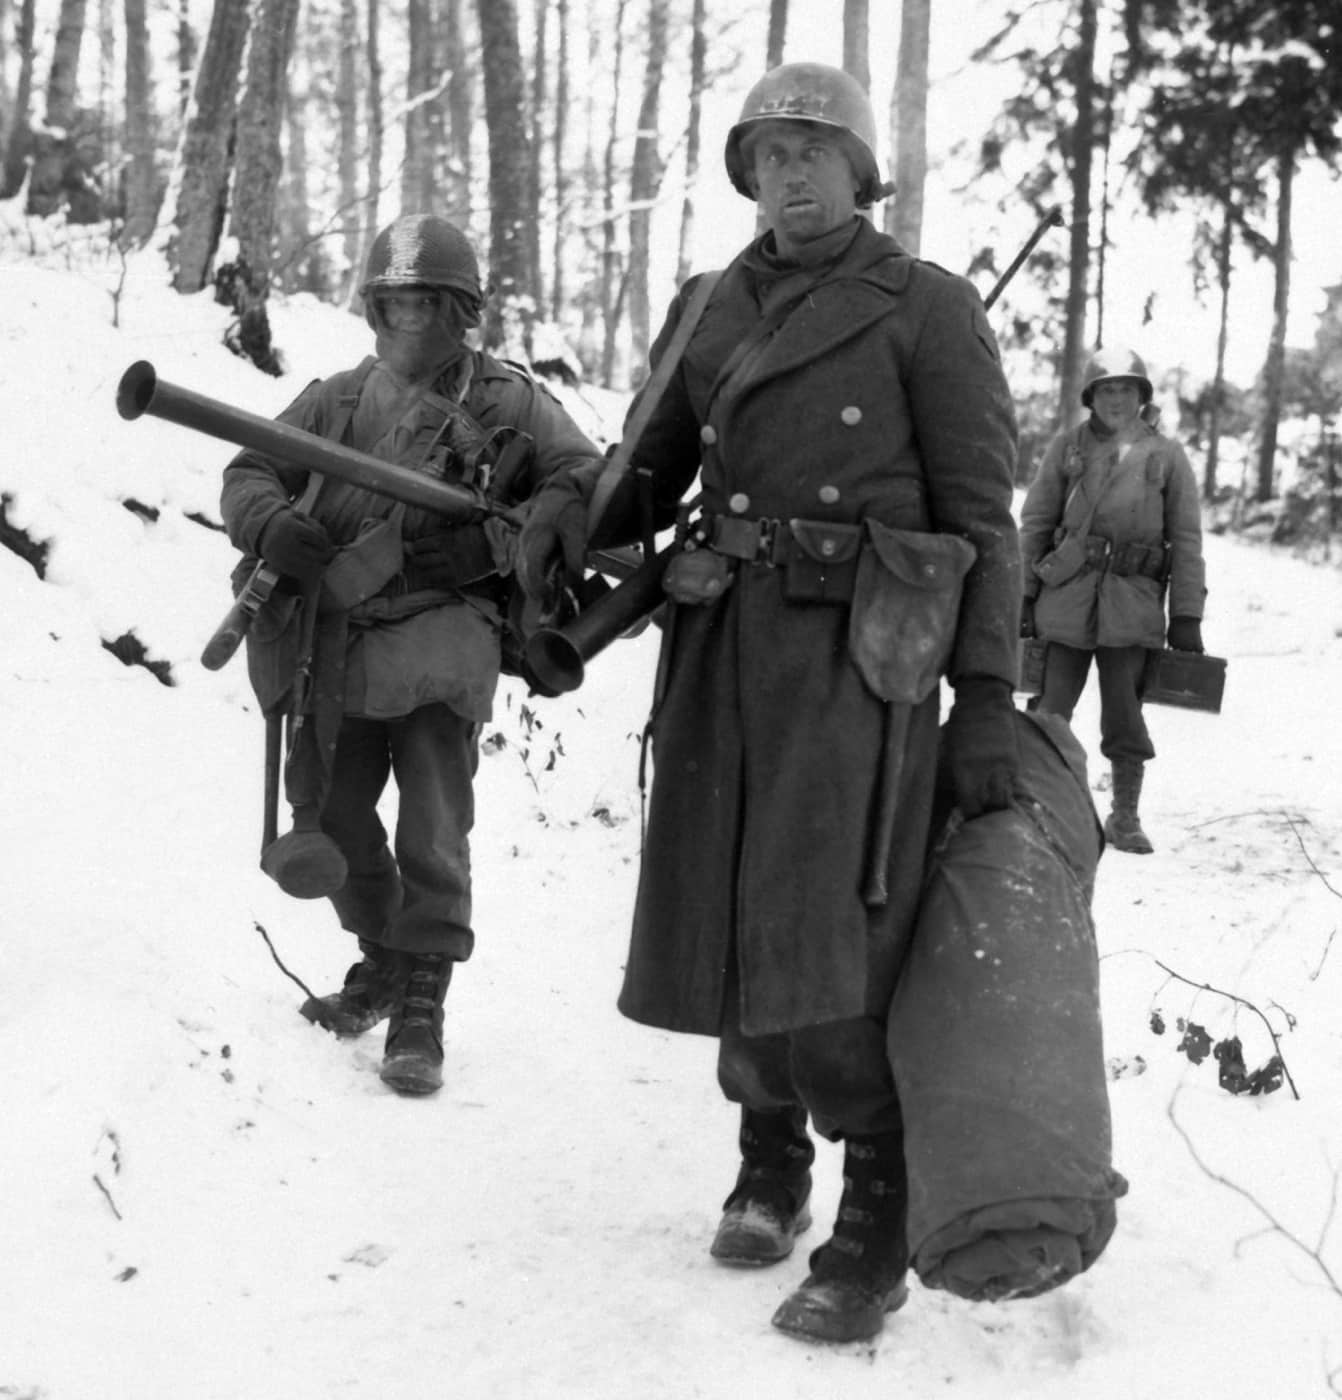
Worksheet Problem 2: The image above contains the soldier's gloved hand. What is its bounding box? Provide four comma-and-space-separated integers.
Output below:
1167, 616, 1204, 653
259, 508, 335, 584
404, 529, 461, 591
1020, 598, 1037, 639
945, 676, 1020, 819
516, 492, 588, 605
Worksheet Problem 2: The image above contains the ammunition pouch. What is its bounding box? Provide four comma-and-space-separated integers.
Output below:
699, 513, 862, 602
1031, 530, 1090, 588
783, 519, 863, 603
320, 511, 406, 612
848, 520, 977, 704
1035, 533, 1168, 588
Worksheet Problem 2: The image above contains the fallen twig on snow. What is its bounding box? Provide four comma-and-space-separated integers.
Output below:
1152, 957, 1300, 1100
1167, 1090, 1342, 1394
92, 1173, 122, 1221
252, 919, 319, 1000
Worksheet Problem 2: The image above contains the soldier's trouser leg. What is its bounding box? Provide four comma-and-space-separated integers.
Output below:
1037, 641, 1093, 721
384, 703, 478, 960
321, 717, 403, 943
1093, 645, 1155, 764
320, 704, 478, 961
717, 1011, 903, 1142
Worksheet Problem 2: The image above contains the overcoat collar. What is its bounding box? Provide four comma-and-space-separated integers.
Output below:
720, 218, 914, 406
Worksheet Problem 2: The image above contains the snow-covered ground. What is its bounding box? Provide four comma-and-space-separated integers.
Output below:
2, 256, 1340, 1400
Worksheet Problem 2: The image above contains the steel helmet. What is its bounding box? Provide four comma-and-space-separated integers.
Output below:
1081, 346, 1153, 407
724, 62, 888, 208
360, 214, 483, 306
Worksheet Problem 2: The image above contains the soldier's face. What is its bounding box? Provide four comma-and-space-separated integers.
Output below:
371, 286, 464, 380
745, 121, 859, 257
1092, 380, 1143, 432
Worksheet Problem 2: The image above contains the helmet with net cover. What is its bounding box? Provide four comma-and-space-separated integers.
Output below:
360, 215, 483, 306
724, 63, 888, 208
1081, 346, 1153, 407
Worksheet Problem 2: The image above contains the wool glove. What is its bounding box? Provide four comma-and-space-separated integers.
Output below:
1167, 616, 1204, 653
258, 508, 335, 585
945, 675, 1020, 819
515, 492, 588, 605
1020, 598, 1037, 639
404, 530, 463, 591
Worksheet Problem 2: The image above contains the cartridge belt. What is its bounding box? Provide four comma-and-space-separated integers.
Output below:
701, 512, 792, 566
1082, 534, 1168, 581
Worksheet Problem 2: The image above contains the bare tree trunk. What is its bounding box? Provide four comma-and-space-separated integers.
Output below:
403, 0, 435, 214
529, 0, 548, 316
549, 0, 570, 319
578, 19, 602, 364
278, 74, 324, 292
442, 0, 472, 225
766, 0, 786, 68
27, 0, 87, 215
1094, 74, 1113, 348
0, 0, 13, 156
1057, 0, 1097, 426
600, 0, 628, 386
842, 0, 868, 92
170, 0, 248, 292
476, 0, 537, 353
175, 0, 196, 117
1255, 149, 1293, 502
628, 0, 668, 383
351, 0, 385, 299
220, 0, 301, 374
888, 0, 928, 251
1, 0, 36, 197
676, 0, 706, 285
336, 0, 361, 297
1205, 209, 1233, 501
121, 0, 160, 247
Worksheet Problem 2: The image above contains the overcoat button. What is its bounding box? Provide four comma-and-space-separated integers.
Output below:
728, 492, 750, 513
840, 405, 862, 426
818, 485, 840, 504
821, 539, 837, 557
700, 425, 718, 445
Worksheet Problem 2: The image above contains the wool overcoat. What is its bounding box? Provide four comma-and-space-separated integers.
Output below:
595, 218, 1021, 1037
1020, 418, 1205, 650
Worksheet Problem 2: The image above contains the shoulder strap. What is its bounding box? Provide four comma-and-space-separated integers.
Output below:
587, 269, 723, 535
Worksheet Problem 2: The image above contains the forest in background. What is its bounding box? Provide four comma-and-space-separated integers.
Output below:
1, 0, 1340, 541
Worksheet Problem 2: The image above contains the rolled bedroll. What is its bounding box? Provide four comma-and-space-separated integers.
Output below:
888, 710, 1129, 1301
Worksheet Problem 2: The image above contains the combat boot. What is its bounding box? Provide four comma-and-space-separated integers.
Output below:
772, 1132, 910, 1345
300, 939, 406, 1038
711, 1106, 815, 1266
1104, 759, 1154, 854
380, 953, 452, 1096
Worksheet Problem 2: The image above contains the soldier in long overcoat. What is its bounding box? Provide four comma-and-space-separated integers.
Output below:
516, 64, 1022, 1344
1019, 345, 1207, 852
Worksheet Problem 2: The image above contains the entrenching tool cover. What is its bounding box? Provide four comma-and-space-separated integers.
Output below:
888, 711, 1128, 1300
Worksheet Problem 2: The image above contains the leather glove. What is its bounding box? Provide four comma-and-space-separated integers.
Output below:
259, 508, 335, 585
1167, 616, 1204, 653
945, 676, 1020, 819
1020, 598, 1037, 639
515, 492, 588, 605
